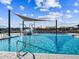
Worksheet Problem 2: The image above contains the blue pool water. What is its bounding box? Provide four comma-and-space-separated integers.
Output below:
0, 34, 79, 55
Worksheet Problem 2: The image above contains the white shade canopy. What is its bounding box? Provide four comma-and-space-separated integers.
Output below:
16, 14, 49, 21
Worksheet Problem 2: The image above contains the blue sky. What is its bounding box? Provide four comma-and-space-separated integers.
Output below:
0, 0, 79, 28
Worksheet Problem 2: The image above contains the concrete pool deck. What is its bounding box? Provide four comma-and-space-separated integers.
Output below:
0, 33, 20, 39
0, 52, 79, 59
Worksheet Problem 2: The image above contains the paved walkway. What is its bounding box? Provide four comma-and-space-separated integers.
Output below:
0, 52, 79, 59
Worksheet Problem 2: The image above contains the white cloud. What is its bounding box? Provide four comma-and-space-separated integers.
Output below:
38, 16, 44, 18
0, 17, 8, 27
74, 2, 79, 6
49, 12, 63, 19
0, 17, 22, 28
74, 9, 79, 13
7, 5, 13, 10
23, 14, 27, 16
38, 12, 73, 21
0, 17, 3, 20
66, 10, 71, 13
35, 0, 43, 8
20, 5, 25, 10
40, 8, 49, 11
58, 5, 62, 8
49, 12, 63, 20
11, 20, 21, 28
35, 0, 61, 9
31, 14, 34, 16
65, 14, 72, 18
38, 12, 63, 21
28, 0, 31, 3
0, 0, 12, 5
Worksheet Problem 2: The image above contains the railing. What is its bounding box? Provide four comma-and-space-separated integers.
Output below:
16, 40, 35, 59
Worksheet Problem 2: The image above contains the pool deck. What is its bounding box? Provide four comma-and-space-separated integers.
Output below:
0, 52, 79, 59
0, 33, 20, 39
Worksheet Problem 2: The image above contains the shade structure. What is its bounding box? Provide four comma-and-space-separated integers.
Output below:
16, 14, 48, 21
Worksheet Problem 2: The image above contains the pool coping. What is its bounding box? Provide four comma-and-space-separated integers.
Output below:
0, 36, 19, 40
0, 52, 79, 59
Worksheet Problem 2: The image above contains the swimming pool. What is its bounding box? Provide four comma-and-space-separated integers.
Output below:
0, 34, 79, 55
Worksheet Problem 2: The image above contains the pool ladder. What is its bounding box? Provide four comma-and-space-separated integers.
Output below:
16, 40, 35, 59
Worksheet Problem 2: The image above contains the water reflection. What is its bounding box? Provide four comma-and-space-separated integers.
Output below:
8, 38, 11, 51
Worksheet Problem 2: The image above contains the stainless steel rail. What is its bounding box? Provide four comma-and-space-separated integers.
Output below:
16, 40, 35, 59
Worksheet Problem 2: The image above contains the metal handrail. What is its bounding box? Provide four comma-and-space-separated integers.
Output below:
16, 40, 35, 59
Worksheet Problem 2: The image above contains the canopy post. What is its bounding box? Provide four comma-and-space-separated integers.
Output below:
56, 19, 58, 52
8, 10, 11, 36
22, 20, 24, 33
